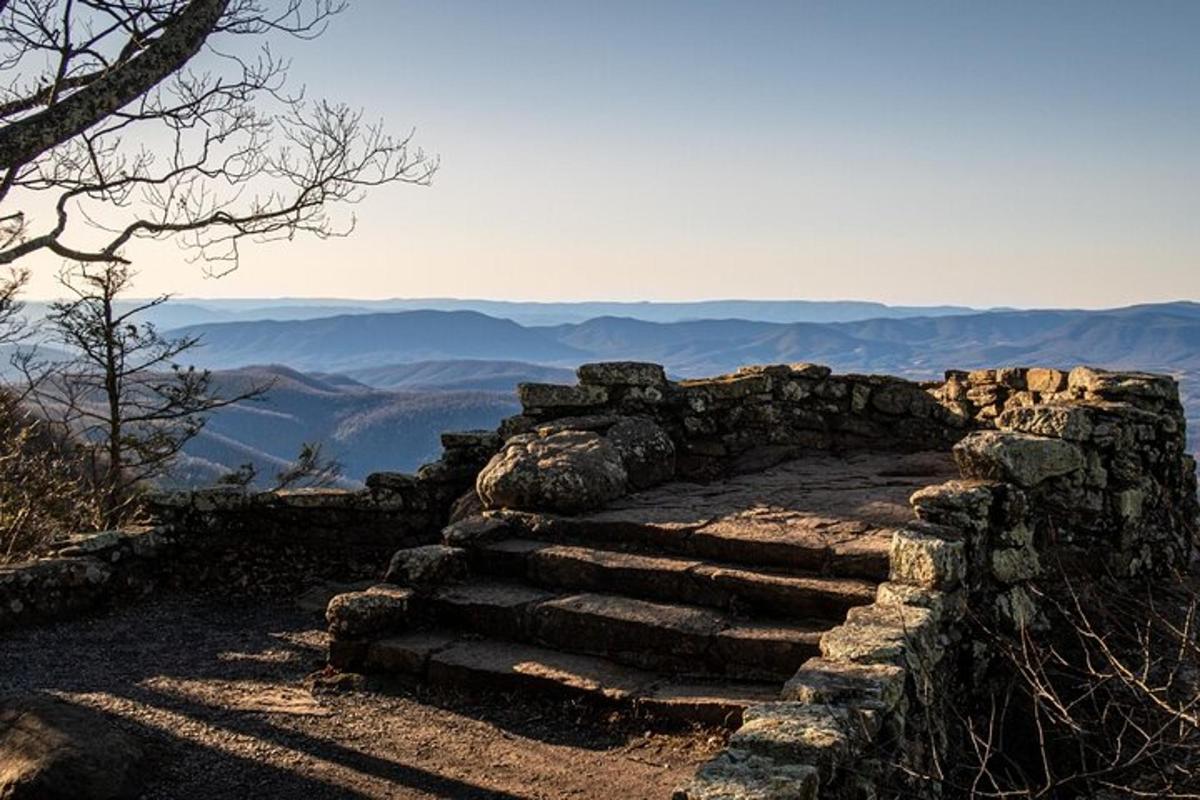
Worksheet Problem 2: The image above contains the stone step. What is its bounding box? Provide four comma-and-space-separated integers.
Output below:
496, 511, 893, 580
364, 632, 779, 728
472, 539, 876, 620
412, 580, 826, 680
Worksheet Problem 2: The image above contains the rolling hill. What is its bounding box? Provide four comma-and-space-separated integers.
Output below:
168, 365, 521, 486
339, 360, 575, 392
171, 310, 589, 371
165, 302, 1200, 458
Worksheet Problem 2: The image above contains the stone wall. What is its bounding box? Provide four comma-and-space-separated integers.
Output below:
509, 363, 967, 479
5, 360, 1196, 800
0, 431, 500, 630
673, 362, 1198, 799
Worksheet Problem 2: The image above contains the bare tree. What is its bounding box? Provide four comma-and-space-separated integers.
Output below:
26, 261, 264, 525
218, 439, 343, 489
0, 1, 435, 273
0, 265, 26, 341
0, 386, 96, 559
902, 563, 1200, 800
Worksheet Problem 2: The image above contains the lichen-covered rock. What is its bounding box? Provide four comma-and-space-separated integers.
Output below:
605, 417, 675, 489
991, 545, 1041, 584
517, 382, 608, 409
909, 480, 998, 532
996, 404, 1094, 441
447, 489, 484, 523
673, 749, 818, 800
821, 603, 940, 669
476, 430, 629, 513
889, 528, 965, 590
781, 658, 906, 712
995, 585, 1039, 629
385, 545, 467, 588
441, 514, 513, 547
732, 703, 874, 782
953, 430, 1085, 487
1068, 366, 1178, 403
0, 693, 144, 800
325, 585, 412, 639
876, 581, 964, 622
577, 361, 667, 387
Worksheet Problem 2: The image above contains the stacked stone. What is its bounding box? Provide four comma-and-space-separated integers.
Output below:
2, 431, 497, 630
148, 429, 500, 555
0, 528, 170, 629
508, 362, 965, 480
678, 365, 1198, 799
951, 367, 1196, 575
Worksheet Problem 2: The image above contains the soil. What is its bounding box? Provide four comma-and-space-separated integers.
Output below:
0, 591, 724, 799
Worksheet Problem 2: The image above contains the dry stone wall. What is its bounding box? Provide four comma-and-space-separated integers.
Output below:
675, 362, 1197, 799
0, 431, 500, 630
4, 359, 1196, 800
507, 362, 967, 480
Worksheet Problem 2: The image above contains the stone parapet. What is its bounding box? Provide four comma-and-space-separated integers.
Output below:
0, 429, 500, 631
511, 362, 968, 480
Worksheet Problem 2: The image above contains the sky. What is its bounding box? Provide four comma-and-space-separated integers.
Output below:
21, 1, 1200, 307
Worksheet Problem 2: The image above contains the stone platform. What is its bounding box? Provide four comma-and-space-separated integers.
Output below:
327, 450, 957, 729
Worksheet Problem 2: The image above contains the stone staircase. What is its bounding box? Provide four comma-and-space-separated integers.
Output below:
326, 450, 956, 731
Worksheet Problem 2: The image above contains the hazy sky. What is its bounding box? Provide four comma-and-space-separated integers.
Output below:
23, 1, 1200, 306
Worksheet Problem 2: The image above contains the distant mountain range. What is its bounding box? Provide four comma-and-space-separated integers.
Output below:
169, 301, 1200, 380
169, 366, 520, 486
18, 298, 1198, 484
22, 297, 985, 329
159, 300, 1200, 470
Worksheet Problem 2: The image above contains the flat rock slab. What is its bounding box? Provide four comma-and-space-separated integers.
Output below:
414, 636, 777, 728
0, 693, 144, 800
421, 581, 553, 640
475, 538, 876, 620
528, 451, 956, 579
534, 592, 728, 660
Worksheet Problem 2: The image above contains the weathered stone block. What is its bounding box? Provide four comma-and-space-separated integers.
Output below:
733, 703, 873, 782
441, 514, 513, 547
890, 528, 965, 590
385, 545, 468, 588
954, 430, 1085, 487
685, 374, 772, 400
440, 430, 503, 451
876, 582, 964, 622
995, 585, 1039, 629
996, 404, 1095, 441
673, 749, 818, 800
991, 546, 1041, 584
909, 481, 995, 531
1026, 367, 1067, 393
1068, 366, 1178, 403
577, 361, 667, 387
517, 382, 608, 409
822, 602, 940, 669
326, 585, 412, 639
781, 657, 906, 712
365, 471, 419, 493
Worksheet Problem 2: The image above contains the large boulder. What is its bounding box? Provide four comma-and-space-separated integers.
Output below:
0, 694, 143, 800
476, 429, 629, 514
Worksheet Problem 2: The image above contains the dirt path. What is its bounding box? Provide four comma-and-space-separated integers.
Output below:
0, 593, 722, 799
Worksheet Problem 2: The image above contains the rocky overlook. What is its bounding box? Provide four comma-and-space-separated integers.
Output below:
4, 361, 1196, 800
